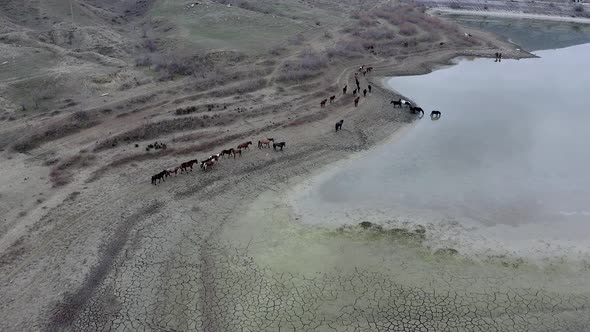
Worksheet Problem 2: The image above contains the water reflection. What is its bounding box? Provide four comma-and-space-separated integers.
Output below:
294, 43, 590, 257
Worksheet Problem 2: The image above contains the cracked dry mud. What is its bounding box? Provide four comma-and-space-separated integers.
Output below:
3, 70, 589, 332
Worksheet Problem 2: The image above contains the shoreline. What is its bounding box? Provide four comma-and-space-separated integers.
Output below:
430, 8, 590, 24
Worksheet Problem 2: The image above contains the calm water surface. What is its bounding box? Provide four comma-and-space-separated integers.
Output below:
293, 43, 590, 258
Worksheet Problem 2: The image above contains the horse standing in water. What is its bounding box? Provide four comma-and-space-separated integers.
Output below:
431, 110, 442, 118
410, 106, 424, 116
335, 120, 344, 132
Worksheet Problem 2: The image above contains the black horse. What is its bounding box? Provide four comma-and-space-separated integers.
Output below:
335, 120, 344, 132
343, 85, 347, 94
431, 110, 441, 118
273, 142, 286, 151
391, 100, 402, 108
151, 170, 169, 185
368, 85, 372, 93
410, 106, 424, 115
363, 89, 367, 97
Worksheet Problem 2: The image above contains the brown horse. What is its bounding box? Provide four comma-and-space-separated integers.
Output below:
220, 148, 234, 158
320, 99, 327, 108
258, 138, 274, 148
237, 141, 252, 150
202, 160, 215, 171
354, 97, 360, 107
329, 95, 336, 103
180, 159, 198, 173
233, 149, 242, 158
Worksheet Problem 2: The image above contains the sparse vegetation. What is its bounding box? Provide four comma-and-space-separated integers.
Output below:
13, 111, 101, 153
277, 49, 328, 82
49, 152, 97, 187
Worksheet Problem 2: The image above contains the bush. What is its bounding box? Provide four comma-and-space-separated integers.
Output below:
276, 50, 327, 82
574, 4, 584, 12
399, 23, 418, 36
326, 41, 363, 59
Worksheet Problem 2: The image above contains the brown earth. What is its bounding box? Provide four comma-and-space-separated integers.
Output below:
0, 1, 535, 330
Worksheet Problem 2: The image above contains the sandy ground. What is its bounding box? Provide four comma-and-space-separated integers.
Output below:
4, 2, 585, 330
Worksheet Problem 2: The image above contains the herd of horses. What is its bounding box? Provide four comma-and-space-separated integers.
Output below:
151, 138, 286, 185
151, 64, 440, 185
391, 98, 442, 119
320, 66, 374, 110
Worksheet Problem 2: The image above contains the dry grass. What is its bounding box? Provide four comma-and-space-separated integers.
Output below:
276, 49, 328, 82
13, 111, 101, 153
49, 152, 97, 187
210, 78, 267, 97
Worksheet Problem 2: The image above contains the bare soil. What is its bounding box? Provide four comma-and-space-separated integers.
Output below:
0, 1, 536, 330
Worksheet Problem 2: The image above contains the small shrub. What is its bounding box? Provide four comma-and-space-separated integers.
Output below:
399, 23, 417, 36
574, 4, 584, 12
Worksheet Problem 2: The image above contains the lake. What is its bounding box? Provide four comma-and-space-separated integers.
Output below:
290, 42, 590, 261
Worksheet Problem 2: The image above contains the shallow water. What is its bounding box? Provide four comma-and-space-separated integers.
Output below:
442, 14, 590, 51
291, 43, 590, 260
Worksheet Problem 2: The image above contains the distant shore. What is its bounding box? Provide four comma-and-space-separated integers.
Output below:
430, 8, 590, 24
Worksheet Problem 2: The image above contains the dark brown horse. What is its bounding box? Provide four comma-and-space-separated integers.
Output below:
391, 100, 402, 108
273, 142, 286, 151
329, 95, 336, 103
237, 141, 252, 150
353, 89, 357, 96
431, 110, 441, 118
354, 97, 360, 107
335, 119, 344, 132
220, 148, 235, 158
180, 159, 198, 173
343, 85, 347, 94
151, 170, 169, 185
233, 149, 242, 158
363, 89, 367, 97
368, 85, 372, 93
320, 99, 327, 108
411, 106, 424, 115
